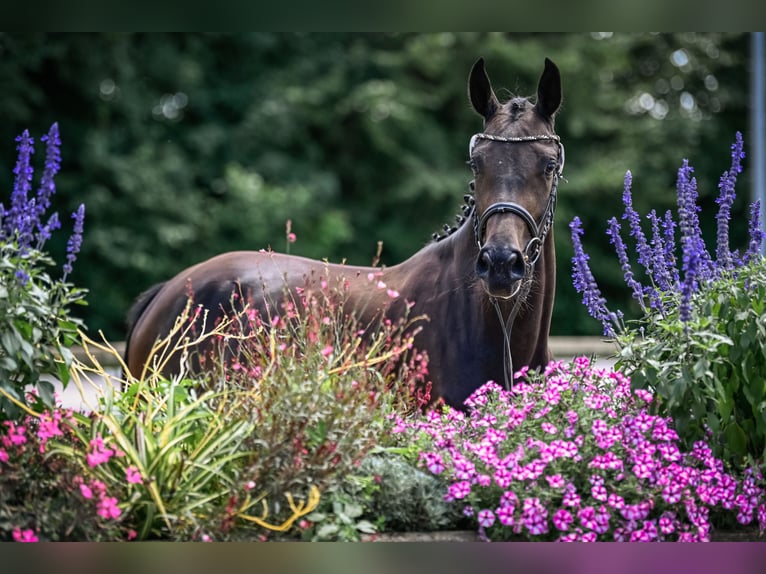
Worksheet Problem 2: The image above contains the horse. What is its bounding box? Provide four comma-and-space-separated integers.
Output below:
124, 57, 564, 410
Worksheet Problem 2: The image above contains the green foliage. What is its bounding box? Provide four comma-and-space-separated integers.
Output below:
618, 260, 766, 467
0, 33, 750, 339
300, 447, 463, 541
0, 246, 86, 419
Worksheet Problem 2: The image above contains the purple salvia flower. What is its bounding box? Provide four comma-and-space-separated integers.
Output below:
621, 171, 654, 277
5, 130, 36, 249
570, 217, 615, 337
662, 210, 679, 285
714, 132, 744, 270
63, 203, 85, 279
679, 237, 700, 323
606, 217, 646, 311
36, 213, 61, 249
745, 200, 764, 264
647, 209, 673, 293
676, 162, 712, 280
34, 123, 62, 243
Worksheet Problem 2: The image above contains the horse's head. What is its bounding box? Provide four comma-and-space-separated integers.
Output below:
468, 57, 564, 299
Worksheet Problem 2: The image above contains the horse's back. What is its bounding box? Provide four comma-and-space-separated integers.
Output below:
125, 250, 380, 377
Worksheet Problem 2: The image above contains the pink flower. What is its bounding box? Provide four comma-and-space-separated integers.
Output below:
12, 528, 38, 542
86, 436, 115, 467
540, 422, 558, 435
423, 452, 445, 475
448, 481, 471, 500
321, 345, 334, 358
493, 468, 513, 489
496, 505, 515, 526
80, 483, 94, 499
97, 496, 122, 520
478, 509, 496, 528
553, 508, 574, 531
287, 232, 297, 243
545, 474, 566, 489
0, 448, 8, 463
126, 466, 142, 484
386, 288, 400, 299
4, 422, 27, 446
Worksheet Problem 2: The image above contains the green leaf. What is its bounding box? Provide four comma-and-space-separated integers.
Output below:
37, 380, 56, 407
355, 520, 377, 534
316, 523, 339, 539
344, 502, 364, 519
725, 422, 748, 459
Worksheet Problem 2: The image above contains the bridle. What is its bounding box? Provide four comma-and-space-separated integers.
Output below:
468, 132, 565, 392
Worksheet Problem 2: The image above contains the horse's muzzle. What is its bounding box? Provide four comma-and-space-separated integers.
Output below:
476, 246, 526, 296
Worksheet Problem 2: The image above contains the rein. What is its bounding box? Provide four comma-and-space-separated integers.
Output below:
468, 132, 565, 392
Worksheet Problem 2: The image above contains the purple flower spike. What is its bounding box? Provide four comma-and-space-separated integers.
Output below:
641, 209, 674, 310
745, 200, 764, 264
715, 132, 744, 269
63, 204, 85, 279
679, 237, 700, 323
606, 217, 646, 311
621, 171, 654, 277
5, 130, 36, 249
35, 123, 62, 238
661, 210, 679, 286
676, 161, 712, 280
570, 217, 615, 337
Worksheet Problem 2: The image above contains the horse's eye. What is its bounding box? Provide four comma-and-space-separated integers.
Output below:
468, 158, 479, 175
544, 160, 557, 177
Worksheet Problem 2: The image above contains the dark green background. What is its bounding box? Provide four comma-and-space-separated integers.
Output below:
0, 33, 753, 340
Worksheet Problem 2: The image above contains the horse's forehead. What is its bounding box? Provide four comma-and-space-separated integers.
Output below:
485, 98, 547, 135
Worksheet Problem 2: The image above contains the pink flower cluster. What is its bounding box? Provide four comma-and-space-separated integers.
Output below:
394, 357, 766, 542
76, 476, 122, 520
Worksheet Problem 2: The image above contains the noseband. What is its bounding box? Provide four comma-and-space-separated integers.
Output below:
468, 132, 565, 392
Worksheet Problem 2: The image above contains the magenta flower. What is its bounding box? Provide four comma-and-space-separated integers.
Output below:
496, 505, 515, 526
97, 496, 122, 520
80, 483, 94, 500
86, 436, 115, 467
553, 508, 573, 531
477, 509, 495, 528
545, 474, 566, 489
493, 468, 513, 489
448, 480, 471, 500
521, 497, 548, 535
126, 466, 142, 484
12, 528, 39, 543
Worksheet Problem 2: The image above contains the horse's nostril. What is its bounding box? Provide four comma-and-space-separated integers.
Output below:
508, 250, 526, 279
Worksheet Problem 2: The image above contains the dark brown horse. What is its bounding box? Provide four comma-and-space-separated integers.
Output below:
125, 57, 564, 409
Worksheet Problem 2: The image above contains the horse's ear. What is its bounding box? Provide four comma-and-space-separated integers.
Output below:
536, 57, 562, 120
469, 58, 500, 122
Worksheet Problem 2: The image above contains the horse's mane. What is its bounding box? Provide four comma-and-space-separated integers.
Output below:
431, 183, 475, 242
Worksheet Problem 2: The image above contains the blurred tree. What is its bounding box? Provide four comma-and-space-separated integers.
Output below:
0, 33, 750, 340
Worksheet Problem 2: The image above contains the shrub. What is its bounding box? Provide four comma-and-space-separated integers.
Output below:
0, 124, 86, 421
569, 132, 766, 467
394, 358, 766, 542
1, 282, 429, 541
203, 280, 432, 531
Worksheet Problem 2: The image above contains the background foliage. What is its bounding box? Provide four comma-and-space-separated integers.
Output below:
0, 33, 752, 340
